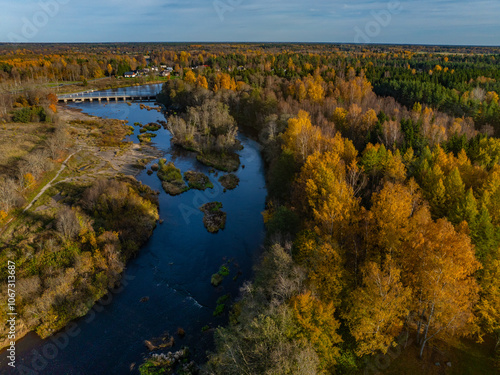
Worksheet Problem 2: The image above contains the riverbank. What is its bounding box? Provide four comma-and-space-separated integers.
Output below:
58, 106, 163, 176
0, 104, 162, 350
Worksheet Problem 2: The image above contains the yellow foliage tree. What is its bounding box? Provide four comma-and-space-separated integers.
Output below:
295, 151, 358, 240
217, 73, 233, 90
403, 218, 481, 357
323, 132, 358, 166
23, 173, 36, 189
294, 233, 345, 306
236, 81, 246, 91
306, 76, 324, 103
369, 181, 420, 258
361, 109, 378, 132
196, 75, 208, 89
332, 107, 347, 130
297, 82, 307, 102
290, 291, 342, 372
184, 70, 196, 85
346, 258, 411, 356
486, 91, 499, 104
282, 110, 323, 163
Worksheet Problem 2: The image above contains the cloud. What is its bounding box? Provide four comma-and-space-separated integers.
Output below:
0, 0, 498, 45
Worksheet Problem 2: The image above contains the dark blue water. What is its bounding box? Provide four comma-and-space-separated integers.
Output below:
0, 87, 267, 374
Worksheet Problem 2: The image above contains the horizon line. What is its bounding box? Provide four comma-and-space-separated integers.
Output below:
1, 41, 500, 48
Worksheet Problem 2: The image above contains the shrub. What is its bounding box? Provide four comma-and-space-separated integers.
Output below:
12, 107, 32, 123
12, 106, 49, 123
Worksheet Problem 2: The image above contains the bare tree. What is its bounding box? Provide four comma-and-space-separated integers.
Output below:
0, 178, 20, 211
45, 126, 69, 159
470, 86, 486, 102
56, 206, 81, 240
19, 149, 51, 178
382, 120, 401, 149
0, 88, 13, 119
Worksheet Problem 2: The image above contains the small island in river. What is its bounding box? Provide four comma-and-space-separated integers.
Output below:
199, 202, 226, 233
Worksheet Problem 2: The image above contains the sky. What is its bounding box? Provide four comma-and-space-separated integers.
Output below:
1, 0, 499, 45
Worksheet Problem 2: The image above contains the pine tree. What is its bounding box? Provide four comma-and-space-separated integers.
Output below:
471, 206, 498, 262
459, 188, 479, 226
444, 167, 466, 224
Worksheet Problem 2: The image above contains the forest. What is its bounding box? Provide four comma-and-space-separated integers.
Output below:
0, 43, 499, 374
153, 44, 500, 374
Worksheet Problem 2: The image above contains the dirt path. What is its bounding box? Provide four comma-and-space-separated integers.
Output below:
23, 151, 77, 212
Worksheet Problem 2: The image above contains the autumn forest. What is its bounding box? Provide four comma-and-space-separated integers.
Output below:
0, 43, 500, 374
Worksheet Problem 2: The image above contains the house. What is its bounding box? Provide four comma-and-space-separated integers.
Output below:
160, 70, 170, 77
124, 71, 137, 78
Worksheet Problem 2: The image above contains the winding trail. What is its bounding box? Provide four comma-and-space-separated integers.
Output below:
0, 151, 77, 235
23, 151, 77, 212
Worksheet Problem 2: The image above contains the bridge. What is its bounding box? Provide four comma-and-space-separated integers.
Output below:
58, 93, 157, 103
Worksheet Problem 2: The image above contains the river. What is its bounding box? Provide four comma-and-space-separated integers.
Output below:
0, 84, 267, 374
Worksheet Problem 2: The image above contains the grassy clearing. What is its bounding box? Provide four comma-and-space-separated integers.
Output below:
0, 106, 163, 349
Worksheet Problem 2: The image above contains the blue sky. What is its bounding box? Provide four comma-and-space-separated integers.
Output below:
1, 0, 499, 45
